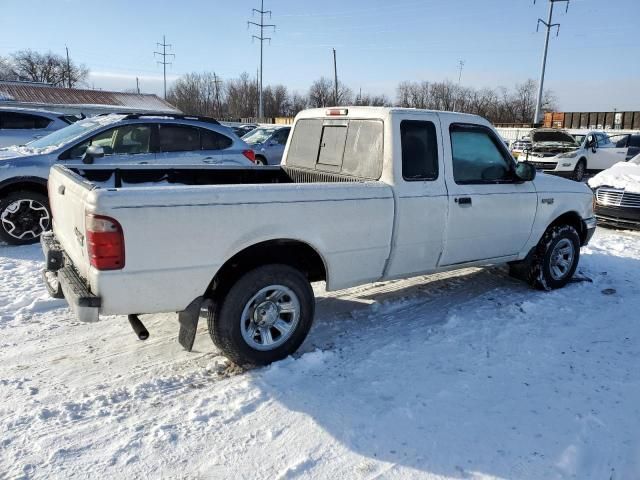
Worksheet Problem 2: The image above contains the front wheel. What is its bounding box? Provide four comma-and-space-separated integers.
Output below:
208, 264, 315, 367
572, 159, 586, 182
528, 224, 581, 290
0, 190, 51, 245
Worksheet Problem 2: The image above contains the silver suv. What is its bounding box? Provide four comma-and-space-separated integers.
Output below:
0, 113, 256, 245
0, 106, 79, 148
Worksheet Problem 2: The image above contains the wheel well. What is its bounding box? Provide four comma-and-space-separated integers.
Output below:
0, 181, 48, 200
549, 211, 586, 244
255, 154, 267, 163
208, 239, 327, 300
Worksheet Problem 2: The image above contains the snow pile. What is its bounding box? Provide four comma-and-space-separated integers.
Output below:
1, 229, 640, 478
588, 157, 640, 193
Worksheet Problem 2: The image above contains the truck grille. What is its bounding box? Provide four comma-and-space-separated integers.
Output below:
597, 188, 640, 208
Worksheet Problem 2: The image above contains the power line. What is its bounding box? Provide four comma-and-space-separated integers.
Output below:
154, 35, 175, 100
533, 0, 570, 125
248, 0, 276, 120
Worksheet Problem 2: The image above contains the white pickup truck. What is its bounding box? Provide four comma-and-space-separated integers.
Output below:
42, 107, 597, 366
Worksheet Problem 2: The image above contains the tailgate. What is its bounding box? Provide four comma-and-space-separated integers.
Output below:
48, 165, 95, 279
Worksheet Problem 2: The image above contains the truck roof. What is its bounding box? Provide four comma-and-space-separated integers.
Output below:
296, 106, 486, 124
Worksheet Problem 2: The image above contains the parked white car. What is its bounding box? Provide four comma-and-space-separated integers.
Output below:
42, 107, 596, 366
0, 106, 79, 148
519, 129, 628, 181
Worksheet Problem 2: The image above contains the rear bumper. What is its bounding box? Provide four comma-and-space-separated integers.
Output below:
41, 231, 101, 322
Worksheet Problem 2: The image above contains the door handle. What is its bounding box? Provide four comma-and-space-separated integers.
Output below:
455, 197, 472, 206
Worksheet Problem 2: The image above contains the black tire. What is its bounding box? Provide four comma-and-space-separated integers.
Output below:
255, 155, 267, 166
208, 264, 315, 367
572, 159, 586, 182
528, 224, 580, 290
0, 190, 51, 245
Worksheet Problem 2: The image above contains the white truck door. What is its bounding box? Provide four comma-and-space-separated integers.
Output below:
383, 113, 448, 278
439, 121, 537, 266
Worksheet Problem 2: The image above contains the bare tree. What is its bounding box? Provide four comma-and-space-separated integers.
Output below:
0, 56, 18, 81
288, 93, 308, 116
9, 49, 88, 87
226, 72, 258, 119
308, 77, 333, 108
263, 84, 290, 117
167, 72, 223, 117
354, 92, 390, 106
395, 78, 556, 124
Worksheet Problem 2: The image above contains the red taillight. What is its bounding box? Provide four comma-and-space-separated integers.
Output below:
242, 149, 256, 163
326, 108, 348, 116
85, 213, 125, 270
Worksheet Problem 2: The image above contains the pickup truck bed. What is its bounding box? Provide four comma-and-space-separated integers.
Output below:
48, 163, 394, 318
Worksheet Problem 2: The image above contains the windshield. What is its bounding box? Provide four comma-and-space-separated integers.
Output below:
531, 129, 577, 145
573, 135, 586, 145
25, 115, 125, 152
242, 127, 277, 145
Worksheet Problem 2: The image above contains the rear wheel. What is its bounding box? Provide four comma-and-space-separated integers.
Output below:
572, 159, 586, 182
208, 264, 315, 367
0, 190, 51, 245
255, 155, 267, 166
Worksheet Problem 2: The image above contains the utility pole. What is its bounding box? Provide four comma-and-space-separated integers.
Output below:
213, 72, 223, 117
65, 46, 71, 88
457, 60, 465, 84
533, 0, 569, 125
333, 48, 339, 106
154, 35, 175, 99
453, 60, 465, 112
136, 77, 140, 94
248, 0, 275, 120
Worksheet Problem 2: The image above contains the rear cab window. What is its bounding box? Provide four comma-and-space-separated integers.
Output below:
286, 118, 383, 179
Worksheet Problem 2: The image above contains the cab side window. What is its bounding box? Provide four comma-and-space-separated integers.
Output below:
450, 124, 514, 184
401, 120, 438, 181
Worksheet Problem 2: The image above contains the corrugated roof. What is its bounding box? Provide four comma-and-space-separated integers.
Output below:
0, 81, 179, 113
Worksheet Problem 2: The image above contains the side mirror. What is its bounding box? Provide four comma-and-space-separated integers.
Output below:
515, 161, 536, 182
82, 145, 104, 164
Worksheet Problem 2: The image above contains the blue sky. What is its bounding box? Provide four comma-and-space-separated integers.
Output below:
2, 0, 639, 110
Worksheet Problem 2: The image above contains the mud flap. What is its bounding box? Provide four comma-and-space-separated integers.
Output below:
178, 297, 204, 352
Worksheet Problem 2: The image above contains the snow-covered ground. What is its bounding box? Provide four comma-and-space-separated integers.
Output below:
1, 228, 639, 479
